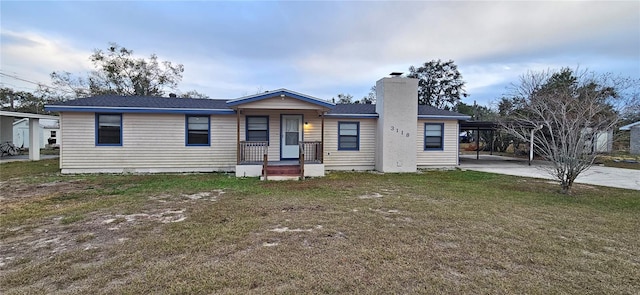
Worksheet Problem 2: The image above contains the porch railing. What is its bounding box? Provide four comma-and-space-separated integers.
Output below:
299, 141, 322, 180
239, 141, 268, 164
299, 141, 323, 164
239, 141, 321, 180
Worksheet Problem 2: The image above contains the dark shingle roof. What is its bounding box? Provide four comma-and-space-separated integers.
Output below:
328, 103, 468, 117
47, 95, 469, 118
328, 104, 376, 114
52, 95, 229, 109
418, 105, 467, 117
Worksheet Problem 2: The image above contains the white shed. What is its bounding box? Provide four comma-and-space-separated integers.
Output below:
13, 118, 60, 149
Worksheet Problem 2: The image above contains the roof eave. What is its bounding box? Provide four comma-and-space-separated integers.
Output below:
44, 105, 236, 115
418, 115, 472, 120
619, 121, 640, 131
0, 110, 59, 120
324, 113, 379, 119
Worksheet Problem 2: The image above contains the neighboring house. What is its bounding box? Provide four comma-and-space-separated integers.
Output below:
620, 121, 640, 155
45, 76, 470, 177
13, 118, 60, 149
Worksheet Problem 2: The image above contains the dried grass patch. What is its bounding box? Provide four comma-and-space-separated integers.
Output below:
1, 166, 639, 294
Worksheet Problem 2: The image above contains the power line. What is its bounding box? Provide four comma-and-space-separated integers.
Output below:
0, 81, 39, 92
0, 71, 73, 94
0, 71, 50, 87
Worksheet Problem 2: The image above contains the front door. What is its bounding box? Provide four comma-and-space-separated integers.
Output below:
281, 115, 303, 159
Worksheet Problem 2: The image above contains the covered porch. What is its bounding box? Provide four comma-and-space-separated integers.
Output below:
226, 89, 334, 179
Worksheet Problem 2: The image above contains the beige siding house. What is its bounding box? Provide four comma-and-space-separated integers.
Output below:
416, 119, 461, 168
324, 118, 377, 171
59, 113, 237, 173
45, 76, 470, 178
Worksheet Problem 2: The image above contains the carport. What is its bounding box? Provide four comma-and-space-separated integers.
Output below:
461, 120, 543, 166
0, 111, 59, 160
460, 121, 501, 160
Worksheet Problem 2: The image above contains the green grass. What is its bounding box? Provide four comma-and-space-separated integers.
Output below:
1, 160, 639, 294
60, 214, 85, 225
14, 148, 60, 156
0, 158, 60, 181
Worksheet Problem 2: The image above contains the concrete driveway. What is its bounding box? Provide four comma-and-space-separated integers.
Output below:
459, 155, 640, 191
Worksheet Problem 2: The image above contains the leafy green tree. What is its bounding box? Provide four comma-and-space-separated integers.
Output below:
455, 102, 495, 121
50, 42, 184, 98
359, 85, 376, 104
333, 93, 354, 104
179, 90, 209, 99
0, 87, 47, 114
407, 59, 468, 109
455, 101, 516, 152
0, 87, 17, 111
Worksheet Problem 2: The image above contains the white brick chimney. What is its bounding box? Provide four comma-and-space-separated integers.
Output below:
375, 75, 419, 172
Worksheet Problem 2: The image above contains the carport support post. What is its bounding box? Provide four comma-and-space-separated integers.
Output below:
490, 129, 494, 155
529, 130, 533, 166
236, 109, 241, 165
321, 112, 325, 163
29, 118, 40, 161
476, 127, 480, 160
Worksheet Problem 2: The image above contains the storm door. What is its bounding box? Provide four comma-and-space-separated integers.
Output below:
281, 115, 302, 159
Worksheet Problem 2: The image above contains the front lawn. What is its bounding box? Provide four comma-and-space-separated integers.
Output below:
1, 159, 639, 294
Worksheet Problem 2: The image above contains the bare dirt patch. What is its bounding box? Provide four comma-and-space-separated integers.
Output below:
0, 179, 89, 208
0, 190, 225, 293
182, 189, 225, 201
358, 192, 383, 199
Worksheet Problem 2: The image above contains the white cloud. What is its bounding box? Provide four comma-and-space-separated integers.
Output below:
1, 1, 636, 104
288, 1, 638, 103
177, 56, 249, 98
463, 62, 563, 90
0, 30, 93, 90
460, 61, 567, 105
294, 2, 637, 70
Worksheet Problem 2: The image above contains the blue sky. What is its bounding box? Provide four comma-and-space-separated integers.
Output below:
1, 1, 638, 107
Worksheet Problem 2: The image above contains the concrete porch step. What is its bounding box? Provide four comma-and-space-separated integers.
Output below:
262, 165, 301, 180
260, 175, 300, 181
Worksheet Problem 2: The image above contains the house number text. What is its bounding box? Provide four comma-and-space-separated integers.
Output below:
390, 126, 410, 138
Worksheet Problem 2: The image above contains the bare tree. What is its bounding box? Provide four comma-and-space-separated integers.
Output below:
50, 42, 184, 99
501, 68, 638, 194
